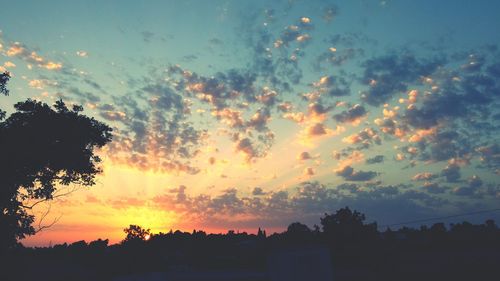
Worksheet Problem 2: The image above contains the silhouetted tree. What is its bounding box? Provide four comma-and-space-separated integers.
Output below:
287, 222, 311, 234
0, 76, 112, 249
0, 72, 9, 95
320, 207, 377, 246
285, 222, 314, 243
257, 227, 266, 239
122, 225, 151, 243
0, 72, 10, 120
88, 238, 109, 250
3, 206, 500, 280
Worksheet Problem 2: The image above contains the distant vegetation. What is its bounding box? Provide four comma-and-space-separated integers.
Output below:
1, 207, 500, 281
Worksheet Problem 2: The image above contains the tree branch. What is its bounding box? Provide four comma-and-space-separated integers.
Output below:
21, 185, 82, 210
35, 202, 63, 233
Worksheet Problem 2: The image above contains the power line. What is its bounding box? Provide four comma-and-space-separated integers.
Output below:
379, 208, 500, 228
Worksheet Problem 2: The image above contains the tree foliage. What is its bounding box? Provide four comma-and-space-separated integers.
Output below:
0, 72, 10, 120
0, 72, 9, 97
320, 206, 378, 245
0, 75, 112, 249
122, 225, 151, 244
3, 209, 500, 281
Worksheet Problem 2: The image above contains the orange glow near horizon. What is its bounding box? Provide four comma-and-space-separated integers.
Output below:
3, 0, 500, 250
19, 158, 304, 247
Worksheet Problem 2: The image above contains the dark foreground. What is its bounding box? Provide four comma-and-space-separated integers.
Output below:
1, 208, 500, 281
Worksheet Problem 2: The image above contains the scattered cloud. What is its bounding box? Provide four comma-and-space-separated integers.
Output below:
366, 155, 384, 164
335, 165, 378, 181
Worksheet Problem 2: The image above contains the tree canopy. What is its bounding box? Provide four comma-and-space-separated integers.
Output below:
0, 72, 10, 120
0, 72, 9, 97
320, 207, 378, 245
122, 225, 151, 244
0, 73, 112, 249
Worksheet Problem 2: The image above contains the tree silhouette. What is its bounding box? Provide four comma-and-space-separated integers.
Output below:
0, 72, 10, 120
0, 72, 9, 96
320, 207, 377, 246
287, 222, 311, 234
257, 227, 266, 239
122, 225, 151, 244
0, 76, 112, 249
3, 205, 500, 280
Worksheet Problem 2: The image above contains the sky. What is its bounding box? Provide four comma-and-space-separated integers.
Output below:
1, 0, 499, 246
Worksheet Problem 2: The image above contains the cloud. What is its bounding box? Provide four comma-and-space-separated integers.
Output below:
28, 79, 46, 89
366, 155, 384, 164
208, 157, 216, 165
359, 50, 500, 169
68, 87, 101, 104
422, 182, 448, 194
299, 123, 345, 145
96, 77, 208, 174
335, 165, 378, 181
43, 61, 62, 70
255, 87, 278, 106
297, 151, 313, 161
167, 60, 280, 164
342, 127, 381, 148
373, 117, 403, 138
6, 42, 25, 56
150, 181, 455, 230
209, 37, 223, 45
314, 47, 364, 69
476, 144, 500, 173
313, 32, 378, 71
274, 18, 314, 49
85, 195, 101, 204
441, 162, 461, 183
240, 14, 315, 90
412, 172, 438, 181
333, 104, 367, 124
4, 41, 63, 71
99, 110, 127, 121
308, 75, 351, 99
307, 123, 328, 136
235, 138, 259, 163
212, 108, 245, 129
141, 31, 155, 43
252, 187, 266, 196
468, 175, 483, 188
247, 107, 271, 132
108, 197, 147, 210
3, 61, 15, 68
171, 66, 256, 109
282, 111, 305, 123
76, 50, 88, 57
360, 53, 443, 106
308, 103, 332, 120
4, 7, 498, 219
335, 150, 365, 169
304, 167, 315, 176
449, 175, 488, 198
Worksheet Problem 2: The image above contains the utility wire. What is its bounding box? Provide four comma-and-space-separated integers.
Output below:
379, 208, 500, 228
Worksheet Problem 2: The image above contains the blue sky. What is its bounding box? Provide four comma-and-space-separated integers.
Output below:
1, 0, 500, 245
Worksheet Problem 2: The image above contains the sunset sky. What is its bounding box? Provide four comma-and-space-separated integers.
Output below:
1, 0, 499, 246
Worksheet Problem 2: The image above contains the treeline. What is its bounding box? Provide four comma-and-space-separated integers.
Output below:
1, 207, 500, 281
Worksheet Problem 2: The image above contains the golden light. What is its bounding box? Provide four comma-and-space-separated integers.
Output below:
112, 206, 180, 235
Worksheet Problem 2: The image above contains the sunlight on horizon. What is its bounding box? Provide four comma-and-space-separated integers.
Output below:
1, 0, 499, 246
